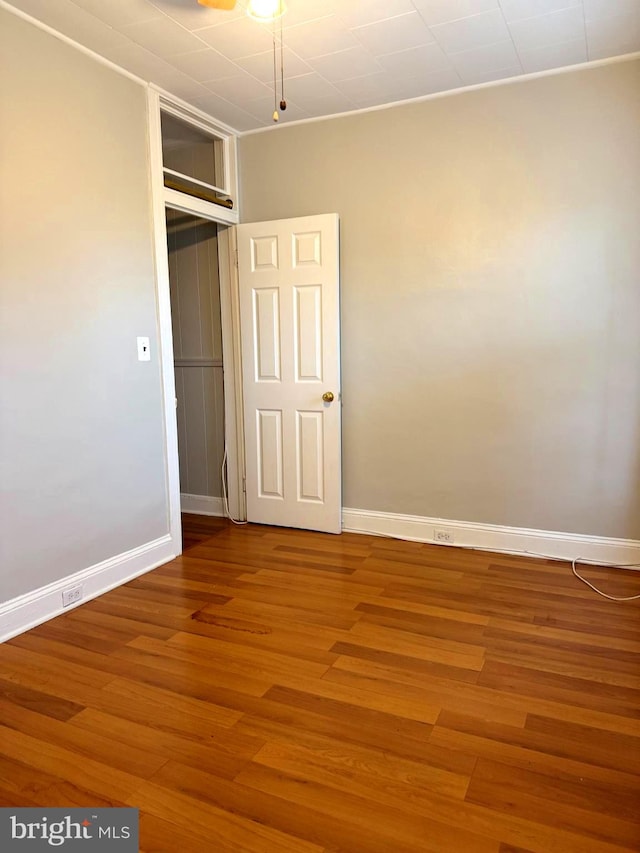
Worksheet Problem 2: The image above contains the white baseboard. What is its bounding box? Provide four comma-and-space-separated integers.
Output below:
0, 535, 176, 643
181, 493, 225, 517
342, 507, 640, 565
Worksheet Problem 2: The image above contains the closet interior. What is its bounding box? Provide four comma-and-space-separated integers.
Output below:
166, 210, 225, 507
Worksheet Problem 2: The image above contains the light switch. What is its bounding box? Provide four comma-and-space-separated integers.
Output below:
137, 336, 151, 361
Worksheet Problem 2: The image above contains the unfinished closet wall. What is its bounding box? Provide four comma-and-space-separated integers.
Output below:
166, 210, 224, 503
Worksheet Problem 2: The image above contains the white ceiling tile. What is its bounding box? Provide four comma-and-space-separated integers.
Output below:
95, 41, 178, 78
121, 16, 209, 57
507, 6, 586, 52
413, 0, 500, 27
188, 92, 263, 130
48, 7, 134, 57
333, 67, 463, 106
222, 112, 269, 131
335, 0, 417, 29
196, 16, 274, 59
276, 0, 340, 27
352, 11, 436, 56
335, 71, 400, 103
379, 41, 456, 75
459, 64, 522, 83
417, 67, 466, 93
70, 0, 162, 28
5, 0, 638, 132
519, 37, 587, 71
158, 73, 214, 102
588, 39, 640, 58
149, 0, 244, 31
336, 89, 396, 108
7, 0, 125, 51
65, 23, 133, 59
280, 72, 344, 101
203, 73, 272, 104
168, 48, 238, 80
384, 71, 458, 98
297, 92, 359, 116
283, 15, 360, 59
498, 0, 582, 24
583, 0, 640, 22
308, 46, 384, 82
449, 40, 521, 74
333, 68, 462, 106
430, 9, 512, 53
586, 13, 640, 55
236, 48, 312, 82
12, 0, 139, 63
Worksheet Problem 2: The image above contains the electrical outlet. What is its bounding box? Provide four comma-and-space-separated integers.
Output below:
62, 585, 83, 608
434, 529, 454, 544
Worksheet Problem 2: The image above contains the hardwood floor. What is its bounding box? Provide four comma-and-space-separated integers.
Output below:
180, 512, 229, 552
1, 516, 639, 852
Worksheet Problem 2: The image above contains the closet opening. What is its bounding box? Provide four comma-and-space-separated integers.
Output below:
166, 209, 228, 522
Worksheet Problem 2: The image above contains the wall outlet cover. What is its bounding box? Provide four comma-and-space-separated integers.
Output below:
137, 336, 151, 361
434, 529, 454, 544
62, 585, 83, 607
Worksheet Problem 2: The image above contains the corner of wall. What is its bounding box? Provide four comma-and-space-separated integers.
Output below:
0, 535, 177, 643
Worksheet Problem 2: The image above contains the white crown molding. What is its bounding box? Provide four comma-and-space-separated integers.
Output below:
239, 50, 640, 137
342, 507, 640, 566
0, 535, 176, 643
0, 3, 241, 135
0, 0, 145, 85
5, 0, 637, 142
181, 493, 225, 517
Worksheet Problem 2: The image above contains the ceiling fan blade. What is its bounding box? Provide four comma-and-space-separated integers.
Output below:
197, 0, 237, 9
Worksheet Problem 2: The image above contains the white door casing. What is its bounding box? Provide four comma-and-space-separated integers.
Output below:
237, 214, 341, 534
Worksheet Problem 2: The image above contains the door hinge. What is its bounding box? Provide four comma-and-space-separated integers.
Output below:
242, 476, 246, 493
234, 248, 239, 268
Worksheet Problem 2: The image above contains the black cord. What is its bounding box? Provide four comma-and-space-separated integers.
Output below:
280, 10, 286, 111
272, 17, 278, 121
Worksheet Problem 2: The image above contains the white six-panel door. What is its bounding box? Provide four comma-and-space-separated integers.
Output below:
236, 214, 341, 533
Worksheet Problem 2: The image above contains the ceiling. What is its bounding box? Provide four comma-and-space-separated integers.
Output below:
7, 0, 640, 132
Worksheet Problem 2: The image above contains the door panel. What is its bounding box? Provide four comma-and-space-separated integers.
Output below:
294, 285, 323, 381
253, 287, 281, 381
237, 214, 341, 533
257, 409, 284, 498
297, 410, 324, 502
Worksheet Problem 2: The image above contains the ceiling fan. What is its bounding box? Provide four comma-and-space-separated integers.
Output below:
197, 0, 286, 18
197, 0, 288, 121
197, 0, 237, 8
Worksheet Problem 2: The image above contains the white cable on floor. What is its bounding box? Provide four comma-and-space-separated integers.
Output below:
343, 525, 640, 602
221, 446, 247, 526
571, 557, 640, 601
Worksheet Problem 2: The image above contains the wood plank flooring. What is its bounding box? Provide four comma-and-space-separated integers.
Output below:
1, 515, 639, 852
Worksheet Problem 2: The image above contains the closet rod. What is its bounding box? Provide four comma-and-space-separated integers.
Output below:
164, 177, 234, 209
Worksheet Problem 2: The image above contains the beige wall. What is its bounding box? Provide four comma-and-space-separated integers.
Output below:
0, 9, 168, 602
166, 211, 224, 498
239, 60, 640, 539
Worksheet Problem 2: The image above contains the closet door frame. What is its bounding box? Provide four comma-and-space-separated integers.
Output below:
148, 88, 245, 556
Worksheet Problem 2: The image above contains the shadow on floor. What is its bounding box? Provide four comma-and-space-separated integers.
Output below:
181, 512, 230, 552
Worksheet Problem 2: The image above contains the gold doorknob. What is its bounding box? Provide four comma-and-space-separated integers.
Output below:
322, 391, 335, 403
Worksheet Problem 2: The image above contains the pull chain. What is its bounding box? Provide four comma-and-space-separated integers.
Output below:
272, 17, 278, 122
279, 11, 287, 113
